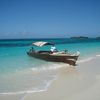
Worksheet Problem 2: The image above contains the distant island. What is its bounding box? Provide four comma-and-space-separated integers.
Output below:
70, 36, 89, 39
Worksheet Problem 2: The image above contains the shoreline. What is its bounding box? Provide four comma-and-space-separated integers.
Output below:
0, 54, 100, 100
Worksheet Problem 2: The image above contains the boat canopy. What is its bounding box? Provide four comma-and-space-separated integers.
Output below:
32, 41, 54, 47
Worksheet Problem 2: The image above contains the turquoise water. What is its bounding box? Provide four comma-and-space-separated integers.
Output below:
0, 38, 100, 94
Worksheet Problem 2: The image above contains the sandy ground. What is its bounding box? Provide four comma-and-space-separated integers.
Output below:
0, 56, 100, 100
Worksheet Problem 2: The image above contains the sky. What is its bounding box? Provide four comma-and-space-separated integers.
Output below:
0, 0, 100, 39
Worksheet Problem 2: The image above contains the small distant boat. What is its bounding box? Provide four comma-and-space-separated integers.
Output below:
27, 41, 80, 66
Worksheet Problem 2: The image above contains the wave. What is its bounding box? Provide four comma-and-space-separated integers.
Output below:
31, 63, 68, 72
0, 76, 56, 95
0, 87, 45, 95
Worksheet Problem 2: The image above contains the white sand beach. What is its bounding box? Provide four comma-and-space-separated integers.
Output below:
0, 56, 100, 100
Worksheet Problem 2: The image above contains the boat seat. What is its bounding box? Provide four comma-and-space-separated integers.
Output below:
38, 51, 52, 54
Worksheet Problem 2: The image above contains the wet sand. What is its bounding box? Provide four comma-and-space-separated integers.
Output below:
0, 56, 100, 100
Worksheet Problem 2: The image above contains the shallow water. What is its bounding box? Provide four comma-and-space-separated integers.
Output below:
0, 38, 100, 94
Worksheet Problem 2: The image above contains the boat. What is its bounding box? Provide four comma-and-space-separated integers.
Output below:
27, 41, 80, 66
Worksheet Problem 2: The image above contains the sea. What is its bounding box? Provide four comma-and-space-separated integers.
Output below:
0, 38, 100, 95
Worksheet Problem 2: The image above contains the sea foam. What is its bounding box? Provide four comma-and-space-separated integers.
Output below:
31, 63, 68, 72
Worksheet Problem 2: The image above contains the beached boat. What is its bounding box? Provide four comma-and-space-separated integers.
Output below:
27, 41, 80, 66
